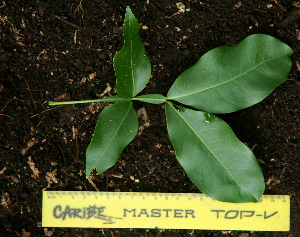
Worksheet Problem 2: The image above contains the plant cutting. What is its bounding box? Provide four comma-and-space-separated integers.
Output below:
49, 7, 293, 203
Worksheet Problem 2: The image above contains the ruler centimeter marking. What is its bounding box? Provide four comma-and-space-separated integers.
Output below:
42, 191, 290, 231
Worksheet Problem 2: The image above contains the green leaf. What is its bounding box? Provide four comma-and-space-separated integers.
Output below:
133, 94, 166, 104
114, 7, 151, 99
165, 102, 265, 203
167, 34, 293, 114
86, 101, 138, 176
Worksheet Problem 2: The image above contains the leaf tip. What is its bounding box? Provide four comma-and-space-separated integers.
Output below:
125, 6, 133, 17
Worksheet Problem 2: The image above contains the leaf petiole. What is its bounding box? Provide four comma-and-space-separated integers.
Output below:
131, 94, 166, 104
49, 95, 129, 106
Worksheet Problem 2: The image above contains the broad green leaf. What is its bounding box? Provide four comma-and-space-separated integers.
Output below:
165, 102, 265, 203
133, 94, 166, 104
114, 7, 151, 99
86, 101, 138, 176
167, 34, 293, 114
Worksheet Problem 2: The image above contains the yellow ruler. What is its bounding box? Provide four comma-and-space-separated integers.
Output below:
42, 191, 290, 231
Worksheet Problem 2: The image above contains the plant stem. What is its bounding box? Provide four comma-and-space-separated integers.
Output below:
49, 96, 129, 106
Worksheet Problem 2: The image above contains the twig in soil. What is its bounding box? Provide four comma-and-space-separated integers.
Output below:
74, 0, 84, 19
64, 159, 85, 172
75, 123, 83, 161
280, 8, 300, 27
100, 229, 107, 236
0, 114, 14, 119
272, 0, 286, 11
0, 96, 19, 113
88, 176, 100, 191
251, 144, 257, 151
0, 15, 13, 25
66, 171, 88, 191
30, 105, 63, 118
165, 2, 186, 18
0, 167, 7, 176
14, 72, 36, 109
58, 144, 67, 167
21, 138, 39, 156
0, 15, 24, 45
253, 9, 267, 13
0, 96, 24, 119
293, 2, 300, 8
61, 122, 84, 171
50, 14, 85, 30
156, 229, 165, 237
280, 166, 287, 179
34, 116, 45, 130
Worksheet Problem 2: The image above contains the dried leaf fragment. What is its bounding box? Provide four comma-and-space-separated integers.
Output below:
28, 156, 40, 179
176, 2, 186, 13
22, 138, 38, 156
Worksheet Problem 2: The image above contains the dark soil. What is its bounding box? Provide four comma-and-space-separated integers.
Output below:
0, 0, 299, 236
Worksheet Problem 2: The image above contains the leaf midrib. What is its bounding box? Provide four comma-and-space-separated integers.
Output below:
128, 17, 135, 98
168, 52, 290, 100
168, 102, 257, 201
